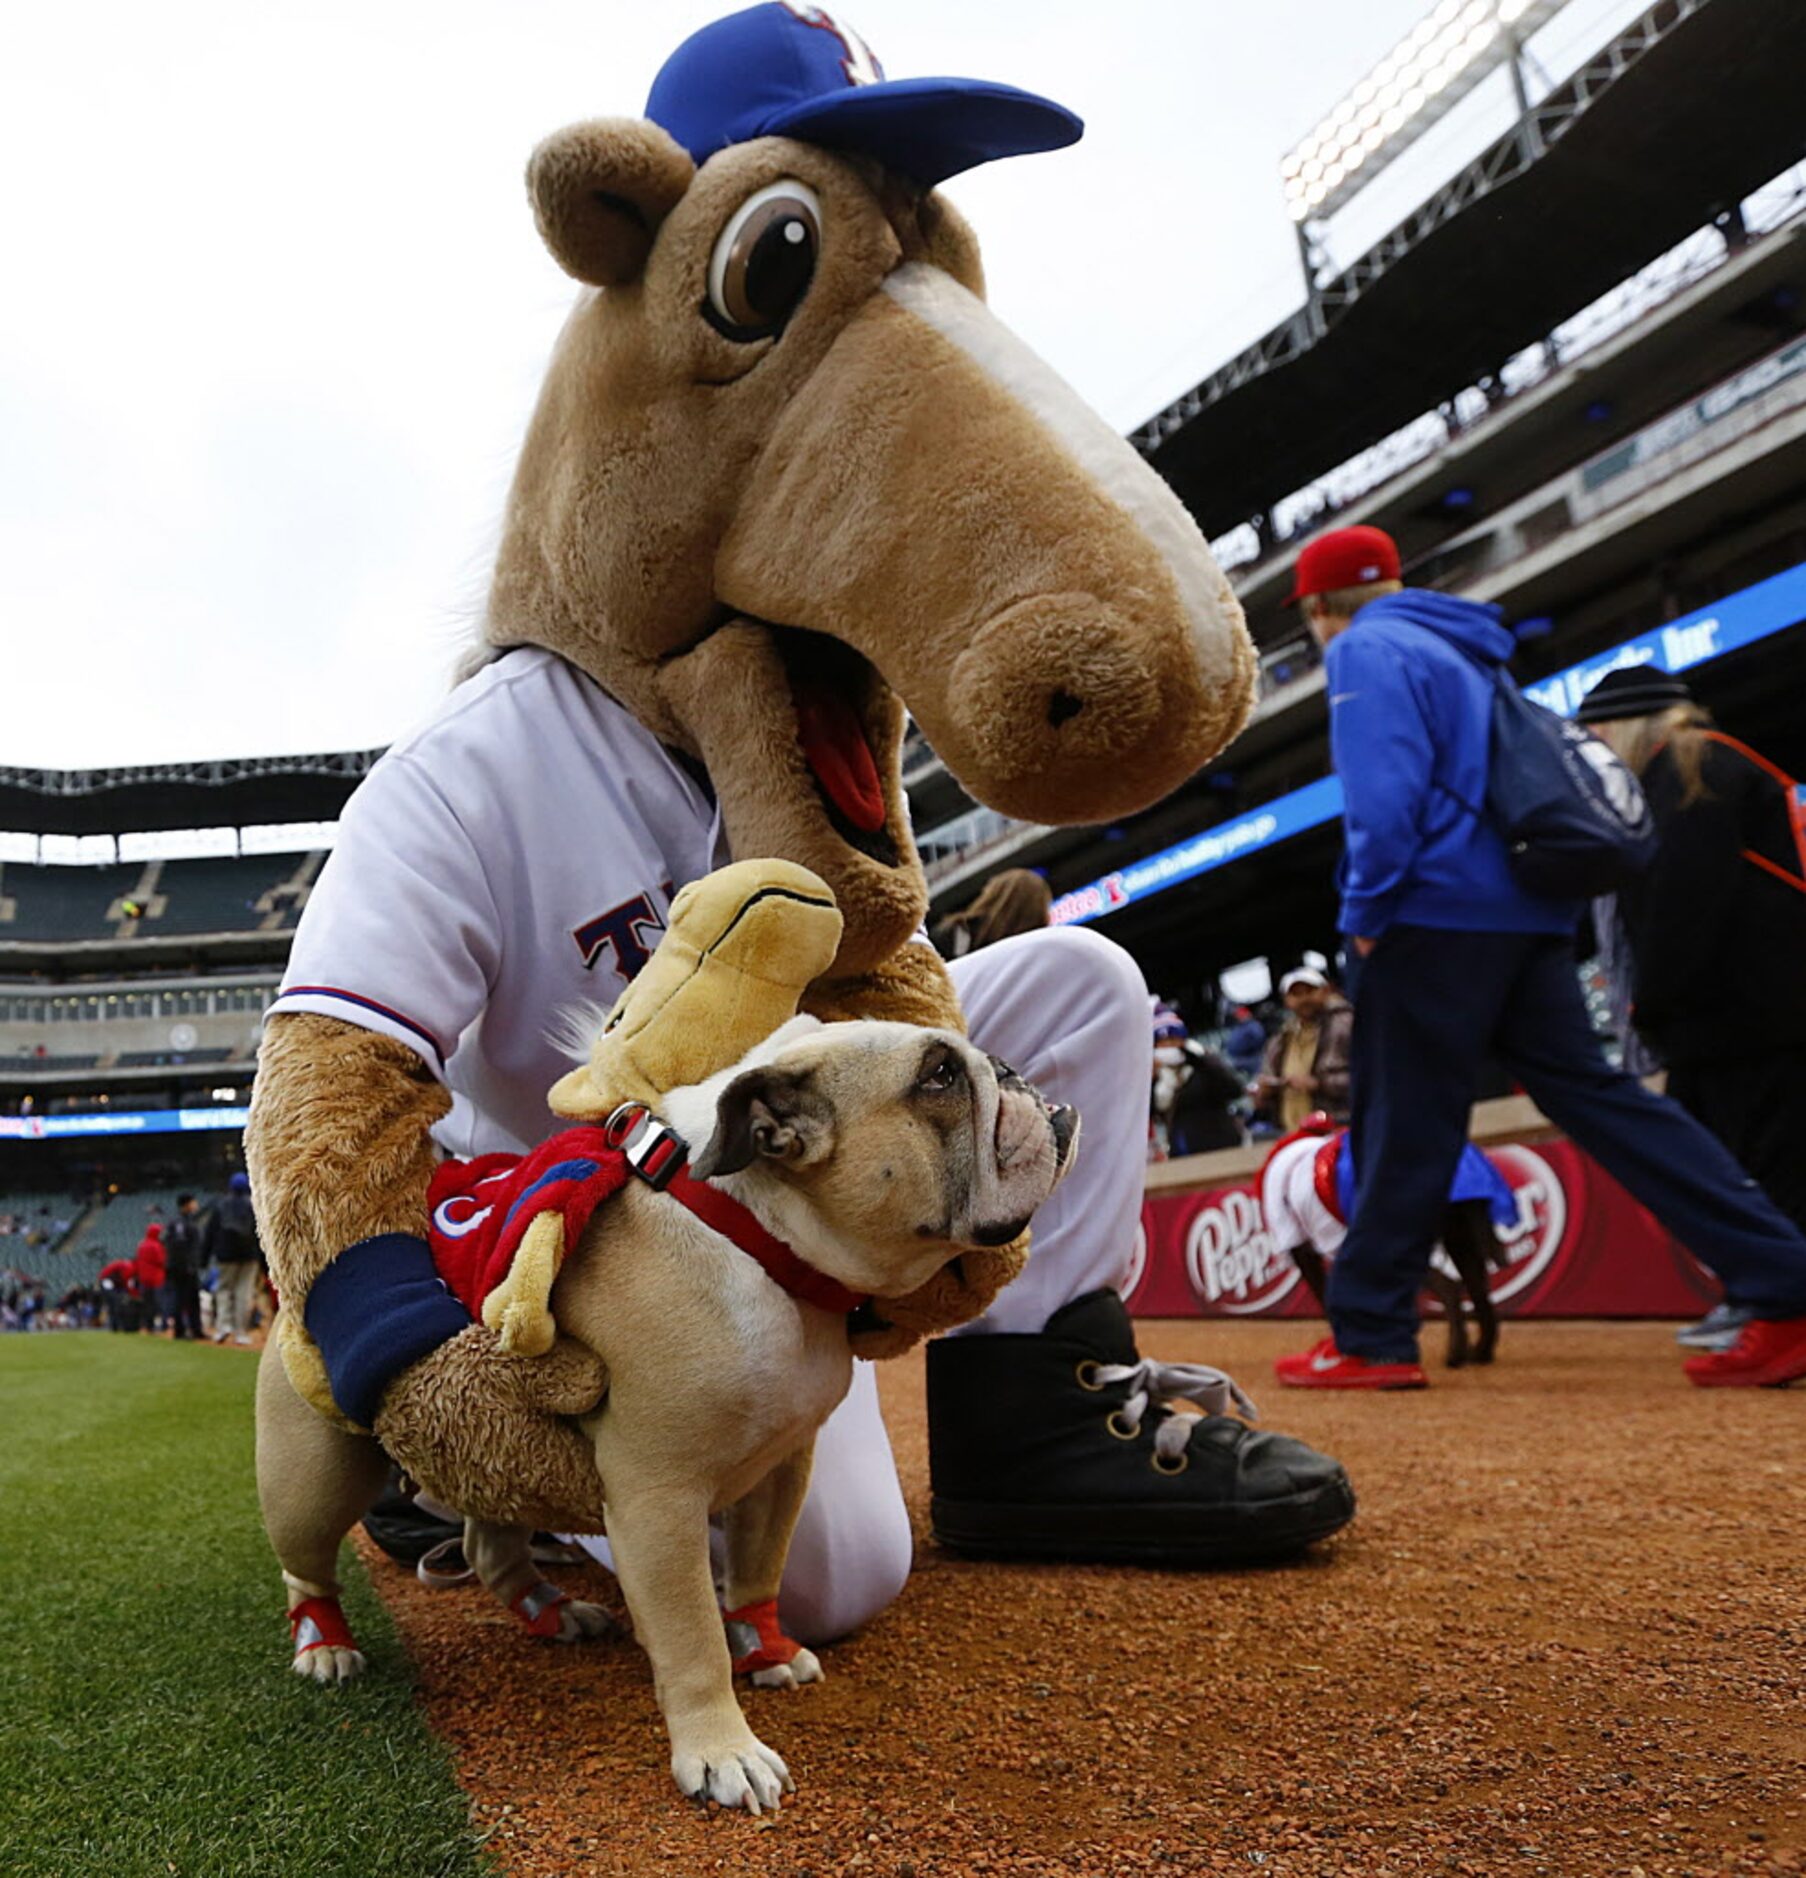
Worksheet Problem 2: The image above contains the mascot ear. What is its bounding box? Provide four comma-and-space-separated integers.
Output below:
527, 118, 696, 288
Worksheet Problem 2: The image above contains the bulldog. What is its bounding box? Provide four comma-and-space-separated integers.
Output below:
255, 1014, 1076, 1814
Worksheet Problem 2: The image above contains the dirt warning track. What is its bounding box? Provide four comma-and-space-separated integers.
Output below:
359, 1320, 1805, 1878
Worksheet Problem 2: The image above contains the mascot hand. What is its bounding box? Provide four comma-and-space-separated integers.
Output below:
849, 1240, 1029, 1360
805, 938, 964, 1031
374, 1325, 610, 1533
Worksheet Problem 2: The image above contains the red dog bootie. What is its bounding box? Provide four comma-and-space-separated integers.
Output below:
1684, 1314, 1806, 1388
722, 1598, 802, 1676
289, 1595, 360, 1672
509, 1579, 575, 1638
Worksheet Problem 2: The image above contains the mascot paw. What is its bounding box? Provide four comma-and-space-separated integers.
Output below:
750, 1647, 823, 1691
372, 1325, 609, 1531
848, 1240, 1029, 1360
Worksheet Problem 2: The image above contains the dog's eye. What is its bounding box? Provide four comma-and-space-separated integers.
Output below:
703, 181, 821, 344
917, 1051, 962, 1095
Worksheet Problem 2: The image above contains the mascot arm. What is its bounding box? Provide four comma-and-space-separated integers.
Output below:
247, 1012, 608, 1527
805, 940, 1030, 1359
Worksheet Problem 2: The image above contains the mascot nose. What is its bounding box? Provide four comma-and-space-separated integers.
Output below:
947, 595, 1165, 820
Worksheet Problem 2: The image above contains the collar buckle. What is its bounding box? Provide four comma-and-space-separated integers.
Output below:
603, 1102, 689, 1193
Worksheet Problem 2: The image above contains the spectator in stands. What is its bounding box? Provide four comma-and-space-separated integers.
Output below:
1274, 523, 1806, 1390
163, 1193, 204, 1341
1164, 1044, 1247, 1156
1253, 969, 1352, 1130
134, 1222, 168, 1333
1579, 667, 1806, 1324
932, 868, 1051, 959
205, 1172, 263, 1345
98, 1255, 139, 1332
1220, 1004, 1268, 1082
57, 1283, 98, 1327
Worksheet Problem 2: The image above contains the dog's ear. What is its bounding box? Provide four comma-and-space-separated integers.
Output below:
527, 118, 695, 287
691, 1067, 830, 1181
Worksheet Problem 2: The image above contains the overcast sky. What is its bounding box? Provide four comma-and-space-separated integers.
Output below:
1, 0, 1632, 771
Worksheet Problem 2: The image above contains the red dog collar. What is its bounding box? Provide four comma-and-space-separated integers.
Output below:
663, 1162, 866, 1316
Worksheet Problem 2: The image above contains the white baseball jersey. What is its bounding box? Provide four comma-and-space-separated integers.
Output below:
272, 648, 727, 1156
1259, 1133, 1348, 1261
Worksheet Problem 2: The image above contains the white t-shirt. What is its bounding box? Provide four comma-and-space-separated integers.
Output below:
1259, 1133, 1348, 1261
272, 648, 727, 1156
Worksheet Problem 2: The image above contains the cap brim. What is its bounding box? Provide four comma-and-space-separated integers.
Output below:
760, 76, 1081, 186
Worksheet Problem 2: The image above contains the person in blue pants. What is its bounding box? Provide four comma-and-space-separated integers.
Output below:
1272, 525, 1806, 1391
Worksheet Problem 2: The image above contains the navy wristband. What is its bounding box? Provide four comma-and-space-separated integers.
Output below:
304, 1233, 473, 1428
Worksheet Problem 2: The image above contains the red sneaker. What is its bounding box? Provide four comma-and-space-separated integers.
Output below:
1683, 1314, 1806, 1388
1275, 1336, 1428, 1390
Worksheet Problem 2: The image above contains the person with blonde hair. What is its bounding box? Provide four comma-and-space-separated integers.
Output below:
1579, 665, 1806, 1342
934, 867, 1052, 958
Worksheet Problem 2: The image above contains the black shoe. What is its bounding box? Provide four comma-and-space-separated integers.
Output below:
927, 1289, 1355, 1566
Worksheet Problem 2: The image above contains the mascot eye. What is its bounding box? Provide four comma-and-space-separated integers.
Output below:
704, 181, 822, 342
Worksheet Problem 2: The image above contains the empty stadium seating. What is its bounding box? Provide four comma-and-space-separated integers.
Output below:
149, 855, 311, 936
0, 852, 318, 943
61, 1188, 191, 1272
0, 865, 142, 942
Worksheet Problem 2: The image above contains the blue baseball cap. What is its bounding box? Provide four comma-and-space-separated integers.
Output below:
646, 4, 1082, 187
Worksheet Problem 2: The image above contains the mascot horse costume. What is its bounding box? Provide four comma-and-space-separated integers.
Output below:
247, 0, 1354, 1708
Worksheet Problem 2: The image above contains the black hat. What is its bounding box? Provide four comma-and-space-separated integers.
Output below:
1576, 664, 1695, 724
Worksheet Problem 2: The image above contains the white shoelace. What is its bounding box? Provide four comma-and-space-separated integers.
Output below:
1091, 1359, 1259, 1460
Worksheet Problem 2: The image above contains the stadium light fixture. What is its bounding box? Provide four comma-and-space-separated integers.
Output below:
1282, 0, 1573, 225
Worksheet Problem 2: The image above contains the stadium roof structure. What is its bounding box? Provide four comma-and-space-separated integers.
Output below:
0, 751, 380, 837
1140, 0, 1806, 538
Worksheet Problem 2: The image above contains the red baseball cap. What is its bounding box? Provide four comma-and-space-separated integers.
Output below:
1286, 525, 1402, 604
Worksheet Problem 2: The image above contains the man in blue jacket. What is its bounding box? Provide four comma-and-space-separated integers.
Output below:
1274, 525, 1806, 1390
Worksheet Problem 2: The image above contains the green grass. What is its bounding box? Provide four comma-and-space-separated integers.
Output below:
0, 1334, 494, 1878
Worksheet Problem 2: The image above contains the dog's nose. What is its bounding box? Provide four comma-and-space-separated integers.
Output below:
1048, 1103, 1079, 1167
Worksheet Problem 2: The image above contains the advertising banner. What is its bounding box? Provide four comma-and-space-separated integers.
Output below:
0, 1105, 249, 1140
1125, 1139, 1717, 1319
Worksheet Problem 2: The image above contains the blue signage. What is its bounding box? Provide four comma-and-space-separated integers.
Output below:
1051, 777, 1345, 924
0, 1105, 249, 1141
1051, 558, 1806, 926
1522, 560, 1806, 719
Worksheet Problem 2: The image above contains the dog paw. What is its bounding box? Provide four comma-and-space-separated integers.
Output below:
671, 1734, 793, 1814
551, 1598, 622, 1645
751, 1646, 823, 1690
292, 1645, 366, 1684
